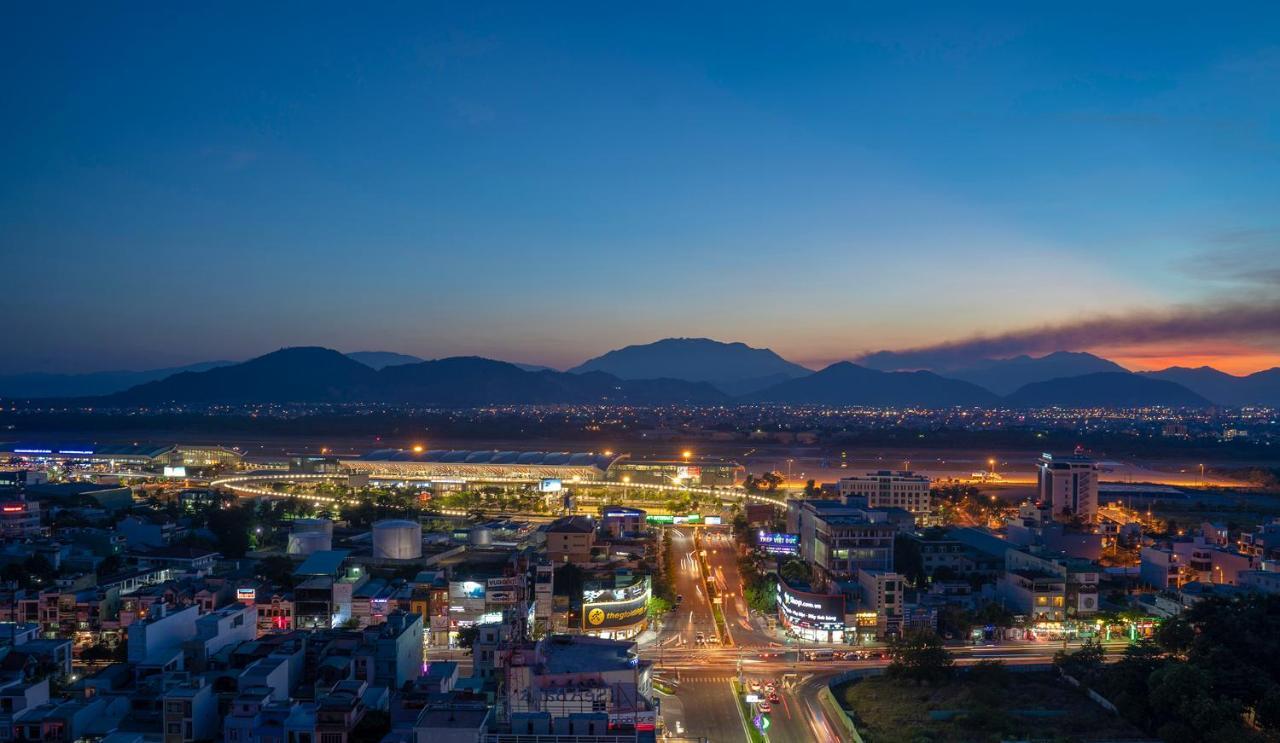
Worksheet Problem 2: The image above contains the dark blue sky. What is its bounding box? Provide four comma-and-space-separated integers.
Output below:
3, 3, 1279, 373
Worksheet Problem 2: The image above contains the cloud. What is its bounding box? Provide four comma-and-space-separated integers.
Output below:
860, 300, 1280, 371
1180, 229, 1280, 285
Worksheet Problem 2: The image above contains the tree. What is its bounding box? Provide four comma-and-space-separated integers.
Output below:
778, 559, 810, 584
803, 480, 819, 497
206, 503, 255, 557
257, 555, 298, 590
456, 624, 480, 654
96, 553, 124, 577
1053, 638, 1105, 685
553, 563, 585, 597
893, 534, 925, 587
886, 629, 954, 685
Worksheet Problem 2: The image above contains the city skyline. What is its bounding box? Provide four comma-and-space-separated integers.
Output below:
3, 5, 1279, 375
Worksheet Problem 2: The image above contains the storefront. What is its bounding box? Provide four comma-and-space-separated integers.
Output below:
777, 580, 847, 644
581, 575, 651, 640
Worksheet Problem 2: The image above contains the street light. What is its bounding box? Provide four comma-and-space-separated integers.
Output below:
681, 450, 692, 461
412, 444, 424, 454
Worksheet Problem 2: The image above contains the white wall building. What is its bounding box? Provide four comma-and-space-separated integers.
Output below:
1037, 453, 1099, 523
839, 471, 932, 520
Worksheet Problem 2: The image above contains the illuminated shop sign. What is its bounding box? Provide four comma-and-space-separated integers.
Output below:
757, 532, 800, 555
582, 577, 651, 630
777, 581, 844, 629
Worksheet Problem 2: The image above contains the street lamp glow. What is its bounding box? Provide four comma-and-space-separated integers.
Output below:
681, 450, 692, 460
412, 444, 424, 454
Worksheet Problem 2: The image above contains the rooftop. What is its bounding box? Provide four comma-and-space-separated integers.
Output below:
353, 448, 622, 469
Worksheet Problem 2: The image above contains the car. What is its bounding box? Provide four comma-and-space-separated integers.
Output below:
768, 692, 780, 703
757, 702, 772, 713
749, 680, 762, 693
694, 632, 705, 644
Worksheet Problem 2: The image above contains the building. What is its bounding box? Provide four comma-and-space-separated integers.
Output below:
1037, 452, 1099, 523
505, 635, 655, 732
838, 471, 932, 521
370, 611, 424, 689
855, 569, 904, 637
787, 500, 896, 578
128, 604, 200, 674
998, 550, 1067, 622
0, 442, 241, 472
580, 574, 650, 641
544, 517, 596, 565
1141, 538, 1256, 589
606, 458, 745, 487
163, 679, 219, 743
777, 578, 847, 644
599, 507, 647, 538
26, 482, 134, 511
343, 450, 625, 483
0, 494, 41, 537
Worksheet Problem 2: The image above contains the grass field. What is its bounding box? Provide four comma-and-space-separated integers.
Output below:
833, 670, 1144, 743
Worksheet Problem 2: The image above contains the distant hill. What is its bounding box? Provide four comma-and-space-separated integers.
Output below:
1140, 366, 1280, 407
749, 362, 998, 406
948, 352, 1128, 395
102, 348, 726, 406
1004, 372, 1211, 408
345, 351, 424, 369
570, 338, 811, 394
0, 361, 235, 398
110, 347, 380, 404
380, 356, 725, 405
860, 350, 1127, 395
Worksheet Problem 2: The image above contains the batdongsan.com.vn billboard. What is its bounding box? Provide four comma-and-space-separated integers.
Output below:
777, 581, 845, 630
582, 576, 651, 630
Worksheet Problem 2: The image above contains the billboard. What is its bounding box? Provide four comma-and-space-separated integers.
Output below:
757, 532, 799, 556
539, 478, 563, 493
582, 576, 651, 631
777, 581, 845, 630
163, 466, 188, 478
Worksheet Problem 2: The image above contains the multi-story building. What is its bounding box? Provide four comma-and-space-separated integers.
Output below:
998, 550, 1066, 622
0, 495, 41, 537
855, 569, 904, 637
162, 679, 219, 743
543, 517, 595, 565
839, 471, 932, 522
1141, 538, 1256, 589
368, 611, 423, 690
1037, 452, 1099, 523
788, 500, 896, 578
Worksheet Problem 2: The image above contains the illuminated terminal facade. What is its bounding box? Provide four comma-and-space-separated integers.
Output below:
342, 449, 626, 483
0, 442, 243, 471
342, 449, 745, 487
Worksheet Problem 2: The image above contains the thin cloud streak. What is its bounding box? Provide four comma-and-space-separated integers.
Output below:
861, 301, 1280, 369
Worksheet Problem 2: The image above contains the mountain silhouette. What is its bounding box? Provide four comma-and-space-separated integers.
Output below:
570, 338, 812, 394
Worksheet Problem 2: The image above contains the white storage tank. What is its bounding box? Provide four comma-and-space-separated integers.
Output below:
287, 530, 332, 555
291, 518, 334, 538
468, 527, 492, 546
372, 519, 423, 560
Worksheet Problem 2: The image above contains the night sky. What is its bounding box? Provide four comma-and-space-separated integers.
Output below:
3, 4, 1279, 374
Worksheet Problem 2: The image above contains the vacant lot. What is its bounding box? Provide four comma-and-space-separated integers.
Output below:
833, 671, 1144, 743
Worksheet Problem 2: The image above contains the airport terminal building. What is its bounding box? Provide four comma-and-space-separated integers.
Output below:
342, 449, 745, 487
342, 449, 626, 483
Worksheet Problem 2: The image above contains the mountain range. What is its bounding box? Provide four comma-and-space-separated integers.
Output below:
4, 339, 1278, 408
106, 348, 726, 406
569, 338, 812, 395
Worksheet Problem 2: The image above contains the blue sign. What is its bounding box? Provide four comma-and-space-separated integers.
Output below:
757, 531, 799, 555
